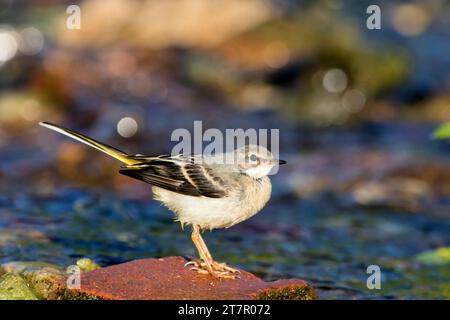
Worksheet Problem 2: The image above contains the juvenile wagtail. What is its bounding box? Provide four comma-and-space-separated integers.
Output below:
39, 122, 286, 279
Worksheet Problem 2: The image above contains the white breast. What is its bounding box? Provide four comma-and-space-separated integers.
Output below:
152, 176, 272, 230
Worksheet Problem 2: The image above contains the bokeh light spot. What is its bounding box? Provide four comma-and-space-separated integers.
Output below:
392, 4, 430, 37
117, 117, 138, 138
322, 68, 348, 93
19, 27, 44, 55
342, 89, 366, 112
0, 29, 18, 64
21, 99, 42, 121
263, 41, 290, 69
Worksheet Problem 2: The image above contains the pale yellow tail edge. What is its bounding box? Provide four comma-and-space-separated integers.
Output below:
39, 122, 140, 165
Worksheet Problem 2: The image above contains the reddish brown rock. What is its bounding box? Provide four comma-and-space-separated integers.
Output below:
69, 256, 317, 300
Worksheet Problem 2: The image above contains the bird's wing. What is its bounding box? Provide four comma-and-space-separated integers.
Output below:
119, 155, 229, 198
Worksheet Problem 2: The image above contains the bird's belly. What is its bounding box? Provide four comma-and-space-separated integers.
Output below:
152, 179, 271, 230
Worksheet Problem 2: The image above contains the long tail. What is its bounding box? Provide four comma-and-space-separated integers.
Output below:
39, 122, 140, 165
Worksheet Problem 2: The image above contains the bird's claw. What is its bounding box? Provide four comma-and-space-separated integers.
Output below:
184, 261, 197, 267
185, 259, 241, 279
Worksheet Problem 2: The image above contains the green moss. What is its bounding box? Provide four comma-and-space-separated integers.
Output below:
434, 122, 450, 139
21, 268, 66, 300
0, 273, 38, 300
258, 285, 318, 300
57, 289, 102, 300
415, 247, 450, 266
76, 258, 101, 272
0, 260, 108, 300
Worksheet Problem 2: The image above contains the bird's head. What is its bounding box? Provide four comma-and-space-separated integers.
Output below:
232, 144, 286, 179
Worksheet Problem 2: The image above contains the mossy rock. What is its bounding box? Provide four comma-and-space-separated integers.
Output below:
0, 273, 38, 300
0, 261, 61, 274
0, 260, 103, 300
258, 284, 318, 300
1, 261, 66, 299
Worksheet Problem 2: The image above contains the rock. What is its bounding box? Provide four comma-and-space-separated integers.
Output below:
0, 261, 60, 274
350, 178, 432, 212
69, 256, 317, 300
0, 261, 67, 300
0, 273, 38, 300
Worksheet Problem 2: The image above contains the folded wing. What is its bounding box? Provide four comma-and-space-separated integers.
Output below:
119, 156, 228, 198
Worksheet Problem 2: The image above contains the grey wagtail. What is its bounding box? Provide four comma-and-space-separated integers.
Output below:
39, 121, 286, 279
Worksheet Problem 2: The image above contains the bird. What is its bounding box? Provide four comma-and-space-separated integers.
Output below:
39, 121, 286, 279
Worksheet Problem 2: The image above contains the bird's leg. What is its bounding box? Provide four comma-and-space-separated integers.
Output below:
190, 224, 214, 275
188, 225, 240, 279
195, 228, 240, 274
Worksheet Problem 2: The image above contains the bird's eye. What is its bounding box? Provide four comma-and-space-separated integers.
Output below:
249, 154, 258, 162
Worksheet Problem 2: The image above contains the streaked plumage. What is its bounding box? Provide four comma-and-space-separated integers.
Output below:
120, 154, 228, 199
39, 121, 285, 278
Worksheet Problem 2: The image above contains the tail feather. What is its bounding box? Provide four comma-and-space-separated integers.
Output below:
39, 122, 139, 165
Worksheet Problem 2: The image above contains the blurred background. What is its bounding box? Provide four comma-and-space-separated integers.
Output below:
0, 0, 449, 299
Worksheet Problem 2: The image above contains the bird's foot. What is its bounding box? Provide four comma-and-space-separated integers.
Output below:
185, 259, 241, 279
210, 261, 241, 274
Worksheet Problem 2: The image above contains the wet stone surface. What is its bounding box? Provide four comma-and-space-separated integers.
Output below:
70, 257, 317, 300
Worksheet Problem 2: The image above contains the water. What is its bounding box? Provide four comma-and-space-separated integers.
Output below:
1, 136, 449, 299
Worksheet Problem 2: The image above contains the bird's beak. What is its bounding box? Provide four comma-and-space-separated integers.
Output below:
268, 159, 286, 165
